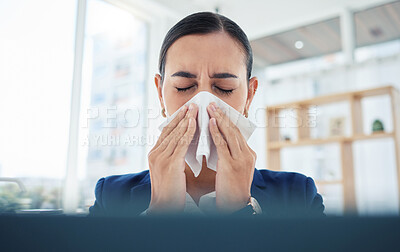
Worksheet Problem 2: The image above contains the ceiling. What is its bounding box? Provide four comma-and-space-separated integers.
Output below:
251, 1, 400, 67
149, 0, 392, 39
148, 0, 400, 66
355, 1, 400, 47
250, 18, 341, 66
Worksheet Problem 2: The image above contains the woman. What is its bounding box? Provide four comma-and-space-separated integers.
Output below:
88, 12, 325, 217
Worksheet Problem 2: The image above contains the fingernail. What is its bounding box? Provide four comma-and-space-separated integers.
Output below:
211, 118, 216, 125
189, 117, 194, 127
211, 103, 216, 112
189, 103, 194, 111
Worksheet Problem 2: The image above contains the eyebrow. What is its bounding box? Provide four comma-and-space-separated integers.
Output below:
212, 73, 238, 79
171, 71, 196, 78
171, 71, 238, 79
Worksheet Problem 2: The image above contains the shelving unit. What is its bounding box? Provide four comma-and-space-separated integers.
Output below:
266, 86, 400, 213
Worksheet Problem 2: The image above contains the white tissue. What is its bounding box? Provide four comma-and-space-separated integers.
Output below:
158, 91, 256, 177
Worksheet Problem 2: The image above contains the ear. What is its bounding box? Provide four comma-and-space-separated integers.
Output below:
154, 74, 165, 111
244, 77, 258, 114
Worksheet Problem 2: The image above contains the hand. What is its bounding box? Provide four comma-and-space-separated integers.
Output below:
147, 103, 198, 214
207, 102, 257, 213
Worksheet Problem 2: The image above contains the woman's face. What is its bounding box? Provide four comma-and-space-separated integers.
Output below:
155, 31, 258, 116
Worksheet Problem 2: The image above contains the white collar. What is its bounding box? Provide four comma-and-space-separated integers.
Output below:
184, 191, 216, 215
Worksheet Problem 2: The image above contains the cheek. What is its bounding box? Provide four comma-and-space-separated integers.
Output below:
162, 88, 188, 115
223, 87, 248, 113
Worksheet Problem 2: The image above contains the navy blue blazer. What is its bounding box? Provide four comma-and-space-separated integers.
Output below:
88, 168, 325, 217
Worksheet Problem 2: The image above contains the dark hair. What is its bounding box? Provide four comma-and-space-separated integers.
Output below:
158, 12, 253, 83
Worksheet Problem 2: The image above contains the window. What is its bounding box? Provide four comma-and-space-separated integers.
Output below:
77, 0, 148, 212
0, 0, 148, 214
0, 0, 77, 212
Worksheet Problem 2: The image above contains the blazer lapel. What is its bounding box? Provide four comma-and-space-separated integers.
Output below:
251, 168, 274, 213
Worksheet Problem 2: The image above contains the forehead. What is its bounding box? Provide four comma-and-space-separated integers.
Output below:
165, 32, 246, 74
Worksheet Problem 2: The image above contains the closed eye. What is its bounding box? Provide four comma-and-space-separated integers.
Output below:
175, 85, 234, 95
215, 86, 234, 95
176, 85, 195, 92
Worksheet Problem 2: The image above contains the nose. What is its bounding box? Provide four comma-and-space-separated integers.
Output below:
194, 75, 213, 94
198, 83, 211, 93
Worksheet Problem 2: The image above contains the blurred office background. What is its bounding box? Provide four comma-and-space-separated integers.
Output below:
0, 0, 399, 216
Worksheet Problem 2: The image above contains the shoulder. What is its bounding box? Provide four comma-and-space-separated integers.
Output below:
99, 170, 150, 190
255, 168, 312, 189
253, 168, 325, 216
257, 168, 320, 200
95, 170, 150, 200
89, 170, 150, 217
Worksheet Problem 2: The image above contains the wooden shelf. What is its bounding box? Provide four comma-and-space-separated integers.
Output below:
266, 85, 400, 214
268, 132, 394, 149
267, 85, 395, 111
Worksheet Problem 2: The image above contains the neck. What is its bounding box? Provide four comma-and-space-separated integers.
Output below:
185, 156, 216, 204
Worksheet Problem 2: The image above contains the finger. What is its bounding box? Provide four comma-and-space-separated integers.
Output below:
173, 117, 197, 159
161, 103, 198, 156
158, 113, 190, 155
207, 102, 241, 157
209, 117, 231, 159
153, 105, 188, 150
165, 103, 198, 155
